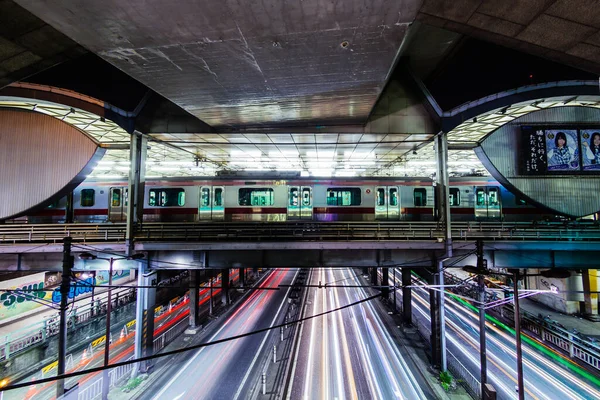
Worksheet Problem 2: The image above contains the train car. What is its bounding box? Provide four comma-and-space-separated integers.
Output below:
8, 175, 553, 224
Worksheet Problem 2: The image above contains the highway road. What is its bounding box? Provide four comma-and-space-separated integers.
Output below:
142, 268, 296, 400
1, 271, 236, 400
288, 267, 429, 400
404, 270, 600, 400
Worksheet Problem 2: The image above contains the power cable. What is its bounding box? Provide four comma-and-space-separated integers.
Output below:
0, 292, 381, 392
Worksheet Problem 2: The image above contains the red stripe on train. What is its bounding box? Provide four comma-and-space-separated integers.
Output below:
313, 207, 375, 214
225, 207, 287, 214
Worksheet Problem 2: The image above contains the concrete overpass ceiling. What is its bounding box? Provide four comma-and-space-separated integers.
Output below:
0, 0, 85, 88
416, 0, 600, 77
14, 0, 419, 128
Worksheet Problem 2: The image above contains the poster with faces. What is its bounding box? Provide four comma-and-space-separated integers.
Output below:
580, 129, 600, 171
545, 129, 579, 171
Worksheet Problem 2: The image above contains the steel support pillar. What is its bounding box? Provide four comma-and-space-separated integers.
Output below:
126, 131, 147, 255
429, 279, 440, 368
402, 267, 412, 325
132, 260, 156, 377
65, 191, 74, 223
189, 269, 200, 327
239, 267, 245, 289
370, 267, 377, 286
56, 237, 73, 398
381, 267, 389, 299
435, 132, 451, 372
222, 268, 230, 305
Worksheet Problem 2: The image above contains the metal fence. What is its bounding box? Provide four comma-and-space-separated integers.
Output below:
153, 316, 190, 354
75, 355, 134, 400
447, 351, 481, 400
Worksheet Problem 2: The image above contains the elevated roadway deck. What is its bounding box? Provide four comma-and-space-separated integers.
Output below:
1, 221, 599, 271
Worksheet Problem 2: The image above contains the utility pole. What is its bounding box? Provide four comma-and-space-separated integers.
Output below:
57, 237, 73, 398
477, 240, 488, 396
513, 270, 525, 400
102, 258, 114, 400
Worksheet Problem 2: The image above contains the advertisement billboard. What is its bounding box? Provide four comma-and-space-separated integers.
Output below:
521, 126, 600, 175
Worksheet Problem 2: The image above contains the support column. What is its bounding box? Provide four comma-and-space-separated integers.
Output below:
56, 237, 73, 398
381, 267, 389, 299
189, 270, 200, 327
239, 267, 245, 289
435, 132, 451, 372
132, 260, 156, 376
126, 131, 147, 255
65, 191, 74, 223
222, 268, 230, 305
582, 269, 599, 321
429, 275, 440, 368
402, 267, 412, 325
370, 267, 377, 286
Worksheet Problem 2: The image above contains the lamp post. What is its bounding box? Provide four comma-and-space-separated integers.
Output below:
79, 252, 143, 400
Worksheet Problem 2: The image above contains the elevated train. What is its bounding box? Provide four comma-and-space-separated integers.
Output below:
11, 176, 561, 224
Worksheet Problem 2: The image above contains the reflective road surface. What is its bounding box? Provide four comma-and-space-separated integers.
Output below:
288, 268, 429, 400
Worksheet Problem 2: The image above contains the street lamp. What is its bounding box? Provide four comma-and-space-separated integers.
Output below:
78, 252, 144, 400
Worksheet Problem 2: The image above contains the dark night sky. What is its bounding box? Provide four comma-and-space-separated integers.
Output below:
426, 39, 597, 111
25, 53, 149, 111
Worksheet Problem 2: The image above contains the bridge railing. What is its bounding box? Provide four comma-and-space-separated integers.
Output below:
1, 221, 600, 243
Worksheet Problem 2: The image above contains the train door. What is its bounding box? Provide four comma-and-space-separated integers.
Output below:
474, 186, 502, 220
199, 186, 225, 221
108, 187, 127, 222
288, 186, 313, 220
375, 186, 400, 220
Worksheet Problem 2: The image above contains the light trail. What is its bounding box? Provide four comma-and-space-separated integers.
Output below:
402, 270, 600, 400
293, 267, 427, 400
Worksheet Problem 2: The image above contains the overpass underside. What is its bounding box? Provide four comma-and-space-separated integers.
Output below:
0, 240, 599, 271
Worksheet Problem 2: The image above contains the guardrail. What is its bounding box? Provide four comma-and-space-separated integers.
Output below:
153, 316, 190, 354
1, 221, 600, 243
76, 355, 134, 400
447, 351, 481, 400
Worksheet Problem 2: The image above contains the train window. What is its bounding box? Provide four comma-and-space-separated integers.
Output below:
112, 189, 121, 207
148, 188, 185, 207
389, 188, 398, 206
200, 188, 210, 207
376, 188, 385, 206
239, 188, 274, 206
290, 188, 299, 206
488, 188, 499, 206
449, 188, 460, 206
81, 189, 95, 207
214, 188, 223, 207
302, 188, 311, 206
326, 188, 361, 206
476, 189, 486, 206
413, 188, 427, 206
